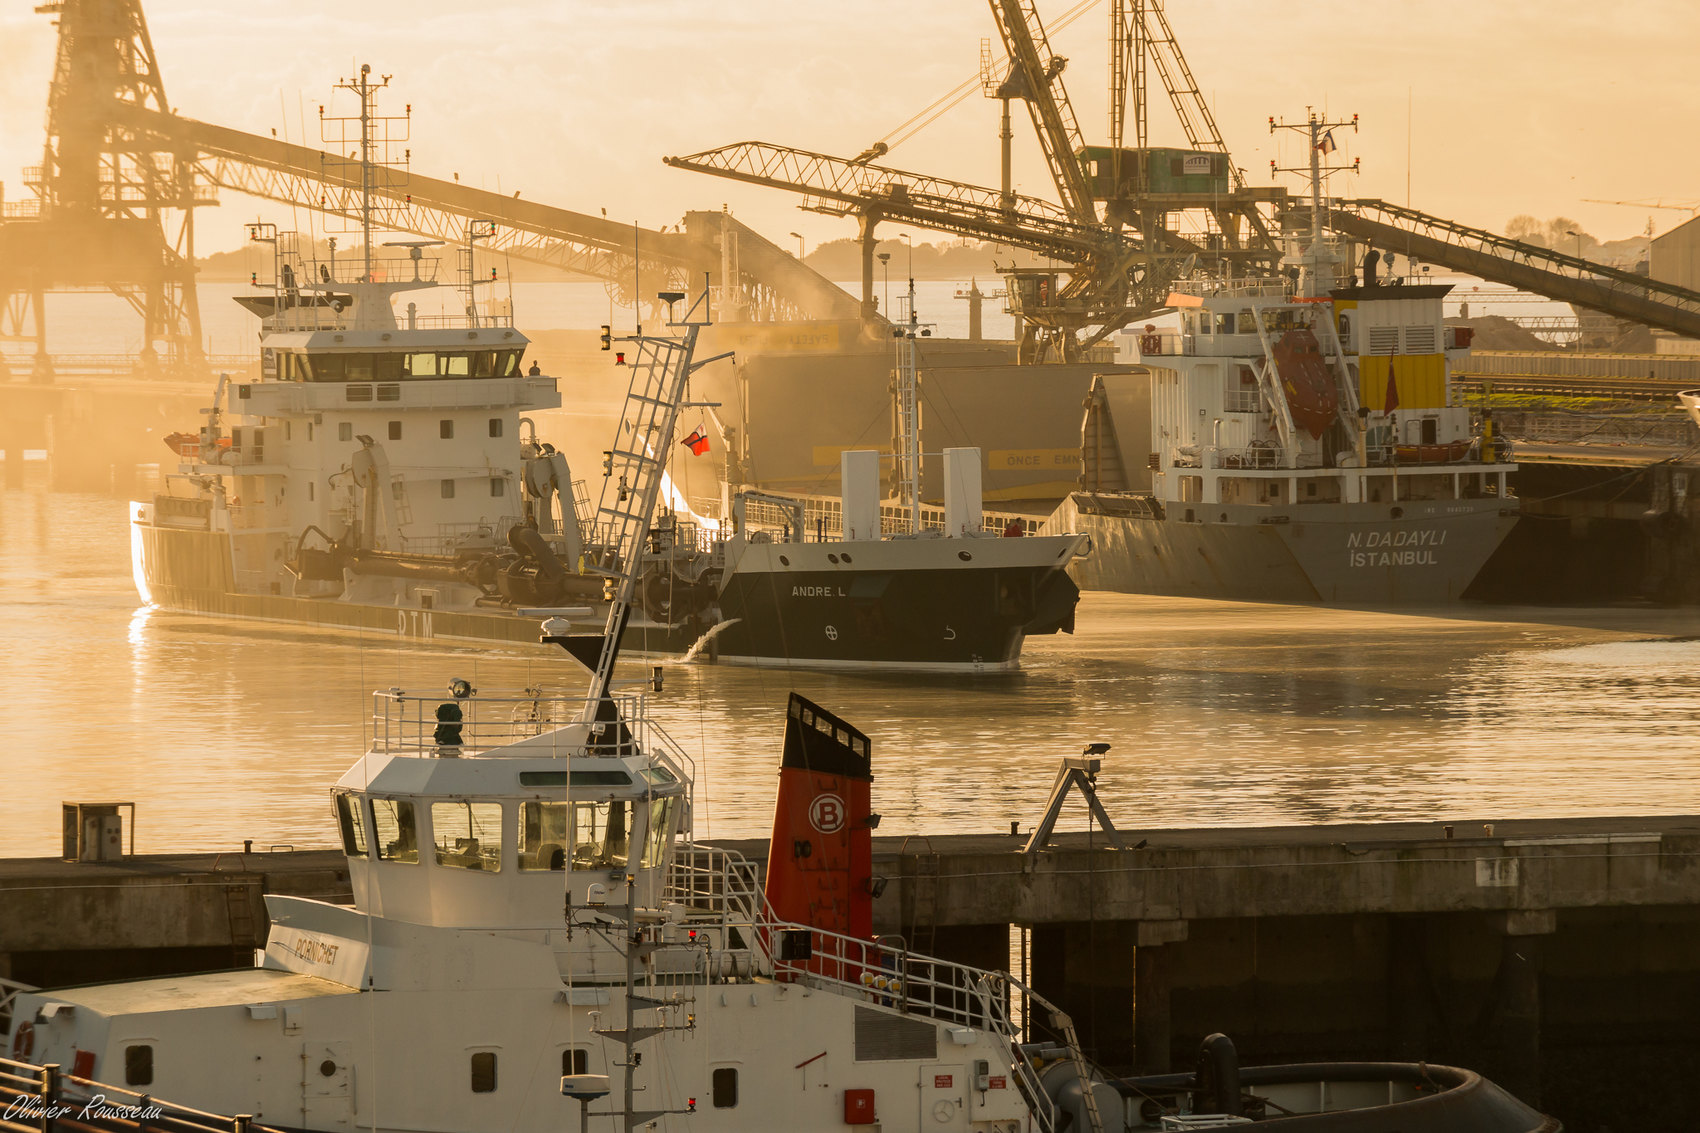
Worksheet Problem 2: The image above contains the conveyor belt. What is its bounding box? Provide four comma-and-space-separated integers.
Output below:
1329, 199, 1700, 339
128, 109, 861, 321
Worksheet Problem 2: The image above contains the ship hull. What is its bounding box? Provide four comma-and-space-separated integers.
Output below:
1055, 493, 1517, 604
134, 506, 1083, 669
696, 536, 1083, 671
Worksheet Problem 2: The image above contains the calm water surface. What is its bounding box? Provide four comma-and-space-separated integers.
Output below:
4, 477, 1700, 857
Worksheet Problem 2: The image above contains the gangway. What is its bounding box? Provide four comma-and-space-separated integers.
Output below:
1327, 198, 1700, 339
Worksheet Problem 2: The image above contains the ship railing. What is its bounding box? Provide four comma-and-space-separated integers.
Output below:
735, 489, 1043, 542
1213, 443, 1285, 470
1223, 389, 1261, 413
0, 1054, 285, 1133
1132, 330, 1187, 358
662, 847, 1062, 1130
1168, 277, 1290, 299
0, 979, 35, 1036
405, 312, 518, 330
278, 252, 444, 288
370, 687, 675, 758
403, 516, 525, 558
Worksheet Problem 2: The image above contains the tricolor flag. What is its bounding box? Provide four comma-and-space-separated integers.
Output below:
1384, 366, 1400, 414
681, 428, 710, 456
1316, 129, 1338, 155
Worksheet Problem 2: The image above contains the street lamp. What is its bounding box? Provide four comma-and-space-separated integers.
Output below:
899, 232, 913, 280
876, 252, 891, 316
789, 231, 804, 260
1566, 229, 1582, 260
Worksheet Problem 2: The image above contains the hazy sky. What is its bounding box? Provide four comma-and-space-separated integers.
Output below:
2, 1, 1695, 255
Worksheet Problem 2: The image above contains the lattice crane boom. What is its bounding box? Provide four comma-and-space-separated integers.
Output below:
663, 141, 1105, 259
985, 0, 1098, 226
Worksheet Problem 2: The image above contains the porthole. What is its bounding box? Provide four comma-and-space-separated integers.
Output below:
957, 551, 972, 562
840, 553, 853, 563
320, 1060, 337, 1078
778, 555, 790, 567
827, 553, 839, 564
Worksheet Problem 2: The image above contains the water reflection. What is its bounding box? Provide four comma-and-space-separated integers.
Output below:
6, 480, 1700, 857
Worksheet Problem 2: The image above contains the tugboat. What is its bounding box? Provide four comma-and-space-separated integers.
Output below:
1050, 113, 1518, 604
6, 282, 1559, 1133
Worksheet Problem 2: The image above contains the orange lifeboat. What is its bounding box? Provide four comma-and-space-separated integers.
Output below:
1272, 327, 1338, 438
1394, 439, 1472, 464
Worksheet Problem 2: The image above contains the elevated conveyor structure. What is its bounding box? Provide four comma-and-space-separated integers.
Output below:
1329, 198, 1700, 339
165, 115, 860, 322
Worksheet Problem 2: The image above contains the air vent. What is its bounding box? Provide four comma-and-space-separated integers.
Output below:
345, 385, 373, 402
854, 1006, 937, 1062
376, 384, 401, 402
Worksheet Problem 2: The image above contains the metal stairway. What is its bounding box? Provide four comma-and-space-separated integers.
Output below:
1329, 198, 1700, 338
580, 293, 726, 700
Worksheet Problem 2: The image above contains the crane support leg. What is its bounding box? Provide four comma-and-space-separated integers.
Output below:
858, 210, 880, 321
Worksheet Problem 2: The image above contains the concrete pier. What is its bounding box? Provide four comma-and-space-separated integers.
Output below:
5, 817, 1698, 1128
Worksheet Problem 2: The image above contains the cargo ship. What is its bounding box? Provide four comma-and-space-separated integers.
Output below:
1049, 117, 1517, 604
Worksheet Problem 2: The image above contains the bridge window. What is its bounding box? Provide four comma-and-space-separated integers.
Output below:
388, 421, 402, 441
432, 801, 504, 871
490, 478, 505, 498
440, 419, 455, 439
470, 1052, 497, 1093
1215, 312, 1236, 334
372, 799, 419, 864
640, 798, 677, 868
339, 422, 353, 442
563, 1049, 588, 1075
334, 794, 368, 858
572, 800, 630, 870
442, 354, 471, 377
518, 801, 571, 871
441, 479, 456, 499
406, 353, 438, 378
489, 418, 503, 438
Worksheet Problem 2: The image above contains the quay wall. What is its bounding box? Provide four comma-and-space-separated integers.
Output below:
5, 818, 1699, 1129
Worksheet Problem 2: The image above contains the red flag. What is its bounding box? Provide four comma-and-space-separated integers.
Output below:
680, 428, 709, 456
1384, 366, 1400, 414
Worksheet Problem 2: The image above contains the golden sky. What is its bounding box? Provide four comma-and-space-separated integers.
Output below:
2, 1, 1695, 254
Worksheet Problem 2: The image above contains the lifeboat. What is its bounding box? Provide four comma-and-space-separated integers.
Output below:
1272, 327, 1338, 438
1394, 439, 1472, 464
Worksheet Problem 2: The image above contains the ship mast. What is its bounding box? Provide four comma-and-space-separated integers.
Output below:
1269, 109, 1359, 296
322, 64, 410, 287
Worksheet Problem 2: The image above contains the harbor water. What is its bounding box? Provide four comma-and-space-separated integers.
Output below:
5, 473, 1700, 858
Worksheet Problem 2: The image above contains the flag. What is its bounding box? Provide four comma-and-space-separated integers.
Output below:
1384, 366, 1400, 414
680, 428, 709, 456
1316, 129, 1337, 155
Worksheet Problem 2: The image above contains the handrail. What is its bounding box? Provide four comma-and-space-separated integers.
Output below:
664, 843, 1071, 1131
0, 1055, 280, 1133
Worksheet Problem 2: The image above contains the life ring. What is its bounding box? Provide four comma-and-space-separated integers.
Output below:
12, 1021, 34, 1061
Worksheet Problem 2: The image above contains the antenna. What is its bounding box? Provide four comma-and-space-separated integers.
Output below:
320, 64, 411, 282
